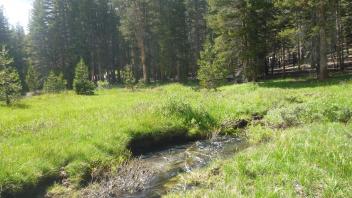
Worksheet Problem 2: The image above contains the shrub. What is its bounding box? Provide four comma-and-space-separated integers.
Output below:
97, 81, 111, 90
122, 65, 136, 90
266, 102, 352, 128
43, 72, 67, 93
265, 104, 310, 128
337, 108, 352, 123
323, 104, 352, 123
73, 59, 96, 95
135, 80, 148, 89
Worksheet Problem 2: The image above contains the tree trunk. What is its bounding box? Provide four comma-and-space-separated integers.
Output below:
297, 33, 301, 70
318, 2, 329, 80
5, 93, 10, 106
176, 59, 181, 82
139, 39, 149, 83
296, 10, 302, 71
271, 53, 276, 76
336, 0, 344, 71
319, 29, 328, 80
283, 48, 286, 76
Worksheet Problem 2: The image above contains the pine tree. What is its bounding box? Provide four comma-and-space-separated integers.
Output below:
197, 42, 228, 90
29, 0, 52, 78
26, 64, 41, 92
9, 25, 28, 90
0, 8, 28, 89
43, 71, 67, 93
122, 65, 135, 90
0, 47, 22, 105
274, 0, 340, 80
205, 0, 275, 81
0, 46, 13, 69
73, 59, 95, 95
185, 0, 208, 76
0, 7, 10, 45
118, 0, 151, 83
0, 68, 22, 105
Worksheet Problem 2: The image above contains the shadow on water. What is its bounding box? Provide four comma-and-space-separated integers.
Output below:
127, 129, 206, 156
258, 74, 352, 89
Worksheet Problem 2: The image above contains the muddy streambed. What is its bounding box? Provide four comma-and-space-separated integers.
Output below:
83, 136, 248, 198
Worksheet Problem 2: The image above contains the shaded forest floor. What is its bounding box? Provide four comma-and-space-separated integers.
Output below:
268, 50, 352, 78
1, 75, 352, 197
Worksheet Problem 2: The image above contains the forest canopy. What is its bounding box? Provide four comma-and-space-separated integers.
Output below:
0, 0, 351, 91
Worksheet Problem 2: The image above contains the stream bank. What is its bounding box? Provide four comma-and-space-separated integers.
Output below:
82, 136, 248, 198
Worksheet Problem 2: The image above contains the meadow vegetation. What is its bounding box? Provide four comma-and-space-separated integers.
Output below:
166, 76, 352, 198
166, 123, 352, 198
0, 75, 352, 197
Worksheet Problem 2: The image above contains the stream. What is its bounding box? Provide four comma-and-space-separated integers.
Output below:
84, 136, 248, 198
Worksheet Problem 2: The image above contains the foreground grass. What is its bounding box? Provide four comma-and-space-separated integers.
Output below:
166, 123, 352, 198
1, 75, 352, 196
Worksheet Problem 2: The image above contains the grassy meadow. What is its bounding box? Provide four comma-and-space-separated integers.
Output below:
1, 75, 352, 197
166, 123, 352, 198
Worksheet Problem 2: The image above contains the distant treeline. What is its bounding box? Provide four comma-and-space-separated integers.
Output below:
0, 0, 351, 90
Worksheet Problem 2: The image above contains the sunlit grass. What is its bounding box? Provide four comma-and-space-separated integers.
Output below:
166, 123, 352, 198
1, 75, 352, 196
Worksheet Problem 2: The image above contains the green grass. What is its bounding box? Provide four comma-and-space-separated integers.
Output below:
1, 75, 352, 196
164, 77, 352, 198
166, 123, 352, 198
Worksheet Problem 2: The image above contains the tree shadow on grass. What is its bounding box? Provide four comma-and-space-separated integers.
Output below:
258, 74, 352, 89
0, 103, 30, 109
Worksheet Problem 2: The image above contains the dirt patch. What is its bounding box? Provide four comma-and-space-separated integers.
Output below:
81, 159, 158, 198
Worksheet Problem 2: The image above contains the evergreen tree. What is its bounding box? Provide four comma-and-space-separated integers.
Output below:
197, 42, 228, 89
118, 0, 151, 83
0, 46, 13, 69
0, 47, 22, 105
0, 7, 10, 45
43, 71, 67, 93
9, 25, 28, 89
29, 0, 120, 87
29, 0, 52, 78
73, 59, 95, 95
275, 0, 336, 80
206, 0, 275, 81
185, 0, 208, 76
122, 65, 136, 90
26, 64, 41, 92
0, 67, 22, 105
17, 0, 352, 86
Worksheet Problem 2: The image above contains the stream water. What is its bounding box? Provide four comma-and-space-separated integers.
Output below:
116, 136, 248, 198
